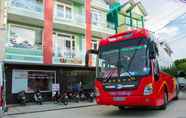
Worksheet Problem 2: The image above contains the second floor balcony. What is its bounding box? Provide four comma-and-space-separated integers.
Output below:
7, 0, 114, 37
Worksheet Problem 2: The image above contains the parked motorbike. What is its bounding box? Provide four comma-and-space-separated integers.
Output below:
34, 90, 43, 105
58, 92, 69, 105
84, 89, 95, 102
88, 91, 95, 102
72, 92, 80, 103
79, 91, 86, 101
16, 90, 27, 105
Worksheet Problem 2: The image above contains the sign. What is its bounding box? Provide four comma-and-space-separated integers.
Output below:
12, 70, 28, 93
52, 83, 60, 96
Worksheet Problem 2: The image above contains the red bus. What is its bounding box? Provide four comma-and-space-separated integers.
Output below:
86, 28, 179, 110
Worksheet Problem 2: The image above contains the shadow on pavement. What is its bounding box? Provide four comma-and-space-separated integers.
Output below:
102, 107, 164, 117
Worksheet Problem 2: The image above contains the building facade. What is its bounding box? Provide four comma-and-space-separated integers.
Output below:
0, 0, 146, 104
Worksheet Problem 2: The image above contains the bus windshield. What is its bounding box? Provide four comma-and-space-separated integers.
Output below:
97, 38, 150, 79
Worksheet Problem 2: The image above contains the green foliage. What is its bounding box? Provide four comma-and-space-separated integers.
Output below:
162, 66, 177, 77
174, 58, 186, 72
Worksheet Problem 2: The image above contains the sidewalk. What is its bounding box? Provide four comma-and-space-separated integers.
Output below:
5, 101, 96, 116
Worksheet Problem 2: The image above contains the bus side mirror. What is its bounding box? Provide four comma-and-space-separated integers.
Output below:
149, 42, 157, 59
149, 50, 156, 59
85, 49, 98, 67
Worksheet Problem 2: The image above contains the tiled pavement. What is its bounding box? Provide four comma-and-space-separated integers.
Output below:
4, 101, 96, 116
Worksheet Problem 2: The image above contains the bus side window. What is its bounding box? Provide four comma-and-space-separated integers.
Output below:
154, 59, 160, 81
149, 42, 160, 80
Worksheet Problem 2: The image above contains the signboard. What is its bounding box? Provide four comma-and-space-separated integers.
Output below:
12, 70, 28, 93
52, 83, 60, 96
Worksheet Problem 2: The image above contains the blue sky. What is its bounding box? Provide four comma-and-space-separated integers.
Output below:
140, 0, 186, 60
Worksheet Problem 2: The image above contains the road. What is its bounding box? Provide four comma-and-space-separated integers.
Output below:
4, 92, 186, 118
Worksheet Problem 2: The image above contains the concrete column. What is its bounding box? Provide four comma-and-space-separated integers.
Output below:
85, 0, 92, 65
43, 0, 54, 64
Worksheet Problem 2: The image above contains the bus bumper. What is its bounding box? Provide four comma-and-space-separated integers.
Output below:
96, 95, 162, 107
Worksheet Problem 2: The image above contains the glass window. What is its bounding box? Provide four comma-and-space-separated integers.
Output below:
65, 40, 71, 49
53, 33, 76, 59
27, 71, 55, 92
56, 4, 65, 18
125, 16, 131, 25
132, 19, 138, 27
12, 70, 55, 93
72, 40, 75, 50
137, 21, 143, 28
55, 2, 72, 20
91, 10, 101, 26
66, 7, 72, 19
98, 38, 150, 79
92, 40, 98, 50
8, 25, 37, 49
10, 0, 43, 14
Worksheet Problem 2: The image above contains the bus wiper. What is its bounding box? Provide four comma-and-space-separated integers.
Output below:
125, 39, 144, 77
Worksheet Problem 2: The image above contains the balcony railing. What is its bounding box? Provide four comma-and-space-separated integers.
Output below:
8, 0, 113, 34
8, 0, 43, 14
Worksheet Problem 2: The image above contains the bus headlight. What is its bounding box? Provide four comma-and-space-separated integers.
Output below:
95, 87, 100, 96
144, 83, 153, 96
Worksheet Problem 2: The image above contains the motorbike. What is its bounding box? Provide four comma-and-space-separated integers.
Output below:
34, 90, 43, 105
58, 92, 69, 105
84, 89, 95, 102
79, 91, 86, 101
72, 92, 80, 103
16, 90, 27, 105
88, 91, 95, 102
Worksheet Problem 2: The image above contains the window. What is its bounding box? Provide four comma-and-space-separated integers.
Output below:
28, 71, 55, 92
132, 19, 138, 27
10, 0, 43, 13
137, 21, 143, 28
55, 2, 73, 20
66, 7, 72, 19
91, 9, 101, 26
53, 33, 76, 58
125, 16, 131, 26
8, 25, 41, 49
56, 4, 65, 18
12, 70, 56, 93
92, 40, 98, 50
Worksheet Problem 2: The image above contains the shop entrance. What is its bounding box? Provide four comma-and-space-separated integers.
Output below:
62, 70, 95, 93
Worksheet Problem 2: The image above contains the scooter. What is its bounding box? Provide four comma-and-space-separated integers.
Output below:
16, 91, 27, 105
72, 92, 80, 103
59, 92, 69, 105
34, 91, 43, 105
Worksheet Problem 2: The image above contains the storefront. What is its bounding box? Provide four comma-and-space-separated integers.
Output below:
4, 63, 95, 104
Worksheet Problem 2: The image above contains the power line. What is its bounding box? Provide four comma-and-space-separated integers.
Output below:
167, 34, 186, 44
145, 1, 186, 32
154, 12, 186, 33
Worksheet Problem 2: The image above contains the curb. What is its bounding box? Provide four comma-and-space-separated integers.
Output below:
6, 104, 97, 116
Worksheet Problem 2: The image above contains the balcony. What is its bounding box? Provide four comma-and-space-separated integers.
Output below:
91, 0, 109, 11
53, 50, 84, 65
7, 0, 44, 26
7, 0, 113, 37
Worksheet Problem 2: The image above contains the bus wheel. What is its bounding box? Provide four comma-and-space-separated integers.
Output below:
118, 106, 126, 110
159, 91, 168, 110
